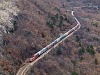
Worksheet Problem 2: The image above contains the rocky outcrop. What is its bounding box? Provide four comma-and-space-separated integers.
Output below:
0, 0, 20, 51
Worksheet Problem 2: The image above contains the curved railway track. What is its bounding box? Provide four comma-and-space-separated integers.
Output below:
16, 11, 81, 75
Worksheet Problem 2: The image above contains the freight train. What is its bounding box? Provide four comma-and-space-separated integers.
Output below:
29, 11, 81, 62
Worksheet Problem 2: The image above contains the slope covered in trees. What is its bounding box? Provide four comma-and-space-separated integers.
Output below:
0, 0, 100, 75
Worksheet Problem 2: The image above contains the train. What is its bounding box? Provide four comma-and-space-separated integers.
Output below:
28, 11, 81, 62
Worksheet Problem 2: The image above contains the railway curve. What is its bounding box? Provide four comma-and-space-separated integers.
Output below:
16, 11, 81, 75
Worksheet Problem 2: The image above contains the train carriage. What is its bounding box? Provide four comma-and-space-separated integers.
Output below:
28, 11, 81, 63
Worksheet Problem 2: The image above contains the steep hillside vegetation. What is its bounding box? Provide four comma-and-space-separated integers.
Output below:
0, 0, 100, 75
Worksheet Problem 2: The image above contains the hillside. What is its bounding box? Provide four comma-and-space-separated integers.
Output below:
0, 0, 100, 75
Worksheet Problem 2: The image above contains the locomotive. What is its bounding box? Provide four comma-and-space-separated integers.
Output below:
29, 53, 39, 62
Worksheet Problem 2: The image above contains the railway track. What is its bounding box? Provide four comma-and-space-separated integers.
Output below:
16, 11, 81, 75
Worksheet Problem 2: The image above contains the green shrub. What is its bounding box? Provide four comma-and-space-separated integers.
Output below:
71, 71, 78, 75
87, 28, 90, 32
47, 12, 51, 18
86, 45, 95, 55
51, 16, 56, 25
80, 57, 84, 61
58, 20, 63, 28
60, 16, 64, 20
93, 37, 99, 41
78, 42, 82, 46
56, 48, 62, 56
54, 7, 60, 12
12, 20, 17, 31
9, 20, 17, 33
71, 60, 76, 66
67, 0, 71, 2
76, 35, 80, 42
46, 21, 50, 25
94, 58, 98, 65
78, 46, 85, 55
55, 13, 59, 19
46, 21, 54, 28
51, 16, 56, 22
91, 22, 98, 27
65, 17, 70, 23
47, 12, 67, 29
3, 39, 10, 46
